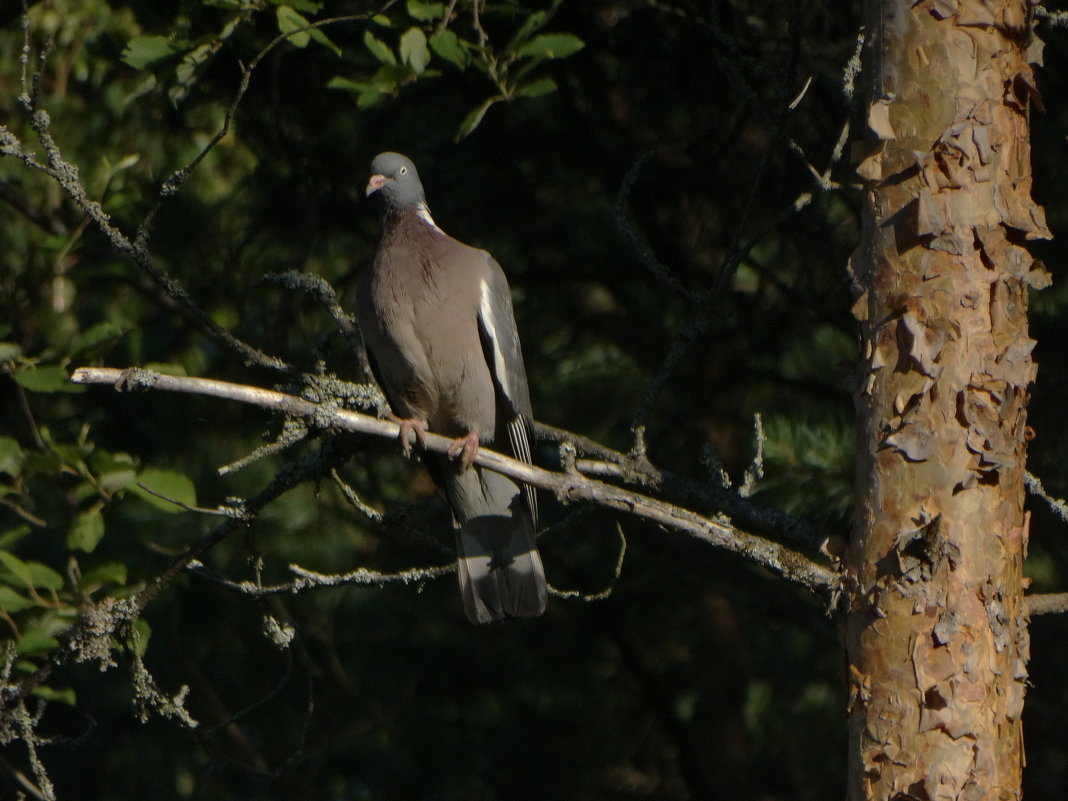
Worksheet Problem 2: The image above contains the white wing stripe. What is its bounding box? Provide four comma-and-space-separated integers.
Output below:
479, 278, 513, 401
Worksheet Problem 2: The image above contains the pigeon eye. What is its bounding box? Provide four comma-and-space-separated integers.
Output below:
399, 166, 408, 175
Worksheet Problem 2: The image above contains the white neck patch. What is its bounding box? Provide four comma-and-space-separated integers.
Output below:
416, 202, 444, 234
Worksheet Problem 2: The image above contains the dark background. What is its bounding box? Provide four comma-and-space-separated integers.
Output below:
2, 1, 1067, 798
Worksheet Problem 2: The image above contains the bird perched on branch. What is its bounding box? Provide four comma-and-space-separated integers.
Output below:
357, 152, 547, 624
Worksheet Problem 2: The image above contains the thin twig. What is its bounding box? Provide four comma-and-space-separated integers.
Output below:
0, 752, 48, 801
613, 153, 700, 303
186, 559, 454, 596
548, 523, 628, 601
1026, 471, 1068, 523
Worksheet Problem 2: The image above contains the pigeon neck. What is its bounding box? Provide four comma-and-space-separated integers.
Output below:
414, 202, 443, 234
382, 199, 444, 235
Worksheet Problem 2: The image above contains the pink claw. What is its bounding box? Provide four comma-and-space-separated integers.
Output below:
393, 417, 428, 455
447, 431, 480, 469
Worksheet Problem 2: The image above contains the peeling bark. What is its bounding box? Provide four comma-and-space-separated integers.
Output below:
845, 1, 1046, 799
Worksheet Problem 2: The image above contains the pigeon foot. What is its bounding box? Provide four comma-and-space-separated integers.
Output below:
447, 431, 480, 470
392, 416, 428, 456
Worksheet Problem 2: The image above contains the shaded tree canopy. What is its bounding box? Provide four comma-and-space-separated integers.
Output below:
2, 1, 1068, 799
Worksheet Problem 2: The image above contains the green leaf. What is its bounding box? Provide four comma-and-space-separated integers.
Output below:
0, 526, 30, 550
133, 618, 152, 657
371, 14, 394, 27
0, 342, 22, 361
91, 450, 137, 492
0, 550, 34, 588
12, 366, 82, 394
517, 33, 585, 60
122, 36, 178, 70
132, 468, 197, 512
27, 562, 64, 591
169, 41, 216, 107
69, 507, 105, 553
506, 10, 548, 51
97, 153, 142, 196
277, 5, 311, 48
308, 26, 342, 56
36, 429, 86, 473
455, 95, 501, 141
17, 628, 59, 655
429, 29, 468, 68
364, 30, 397, 65
355, 88, 386, 109
32, 685, 77, 706
0, 436, 25, 476
276, 5, 342, 55
0, 552, 63, 592
516, 76, 558, 98
406, 0, 444, 22
327, 76, 386, 108
0, 586, 35, 613
81, 561, 128, 588
327, 76, 369, 91
275, 0, 321, 11
399, 27, 431, 73
71, 321, 125, 360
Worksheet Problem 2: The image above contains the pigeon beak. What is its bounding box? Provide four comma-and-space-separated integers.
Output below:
366, 174, 389, 196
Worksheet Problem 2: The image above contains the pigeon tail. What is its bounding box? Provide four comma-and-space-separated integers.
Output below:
447, 466, 547, 623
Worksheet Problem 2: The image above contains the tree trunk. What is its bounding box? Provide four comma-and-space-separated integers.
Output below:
845, 2, 1048, 799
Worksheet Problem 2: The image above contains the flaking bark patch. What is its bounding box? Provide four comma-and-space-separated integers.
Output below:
845, 2, 1042, 799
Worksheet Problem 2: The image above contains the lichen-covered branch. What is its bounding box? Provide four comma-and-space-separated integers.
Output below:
70, 366, 837, 594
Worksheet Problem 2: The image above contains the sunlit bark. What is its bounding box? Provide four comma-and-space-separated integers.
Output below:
846, 1, 1048, 798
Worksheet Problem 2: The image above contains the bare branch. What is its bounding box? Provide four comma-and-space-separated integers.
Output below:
71, 366, 836, 593
842, 27, 866, 102
186, 559, 454, 597
218, 416, 311, 476
535, 421, 629, 464
133, 481, 230, 515
738, 412, 766, 497
258, 271, 366, 362
1025, 471, 1068, 523
6, 697, 55, 801
0, 752, 49, 801
630, 294, 713, 430
613, 153, 700, 303
330, 468, 384, 523
1024, 593, 1068, 617
1034, 6, 1068, 28
128, 646, 197, 728
548, 523, 628, 601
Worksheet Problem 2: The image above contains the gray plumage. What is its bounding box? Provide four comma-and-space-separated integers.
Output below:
357, 152, 547, 624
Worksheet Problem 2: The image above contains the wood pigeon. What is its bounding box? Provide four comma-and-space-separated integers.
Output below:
357, 152, 547, 623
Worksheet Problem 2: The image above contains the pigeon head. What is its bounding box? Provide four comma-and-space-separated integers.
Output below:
366, 152, 426, 209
